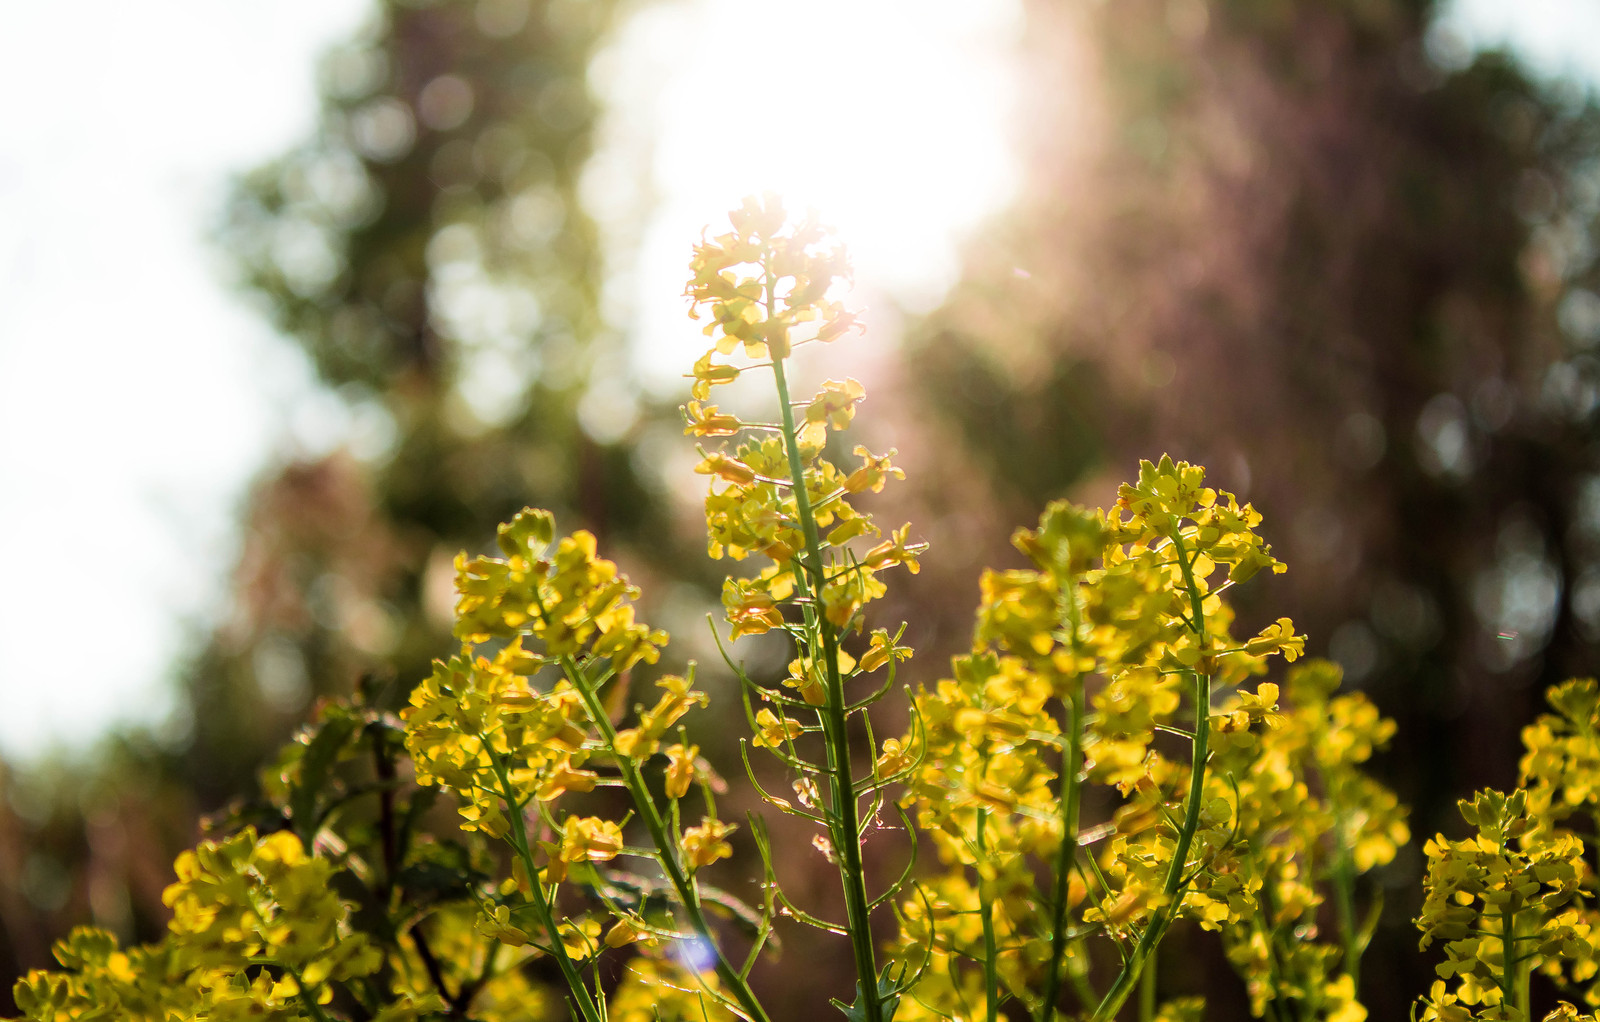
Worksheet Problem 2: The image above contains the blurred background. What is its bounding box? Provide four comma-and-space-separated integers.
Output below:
3, 0, 1599, 1015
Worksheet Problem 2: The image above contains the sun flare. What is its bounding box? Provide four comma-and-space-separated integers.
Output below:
589, 0, 1023, 382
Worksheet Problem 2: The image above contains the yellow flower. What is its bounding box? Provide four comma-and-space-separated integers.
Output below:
859, 629, 913, 673
664, 743, 699, 799
800, 378, 866, 447
559, 817, 625, 864
1244, 617, 1305, 661
752, 708, 804, 749
843, 446, 904, 494
604, 915, 658, 949
688, 352, 741, 401
682, 818, 736, 869
875, 737, 913, 778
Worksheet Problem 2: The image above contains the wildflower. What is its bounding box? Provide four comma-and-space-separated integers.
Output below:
859, 629, 913, 673
696, 451, 759, 486
682, 818, 736, 869
875, 737, 913, 778
559, 817, 625, 864
752, 708, 804, 749
665, 743, 699, 799
1244, 618, 1306, 661
843, 446, 903, 494
800, 378, 866, 447
605, 915, 657, 949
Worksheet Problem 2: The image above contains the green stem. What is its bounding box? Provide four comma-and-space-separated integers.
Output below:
1138, 953, 1156, 1022
287, 965, 334, 1022
1040, 687, 1085, 1020
978, 810, 1000, 1022
1502, 902, 1520, 1018
1091, 530, 1212, 1022
1331, 831, 1359, 994
486, 755, 605, 1022
559, 655, 773, 1022
770, 337, 883, 1022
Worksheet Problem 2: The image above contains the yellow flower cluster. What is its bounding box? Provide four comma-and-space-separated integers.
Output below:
1205, 660, 1409, 1022
402, 507, 673, 832
891, 459, 1399, 1022
1415, 680, 1600, 1022
685, 194, 922, 643
400, 503, 758, 1022
13, 829, 393, 1022
452, 507, 667, 666
685, 194, 857, 363
683, 195, 922, 1022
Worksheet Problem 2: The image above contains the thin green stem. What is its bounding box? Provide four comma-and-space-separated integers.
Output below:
1040, 687, 1085, 1020
1331, 829, 1359, 994
287, 966, 334, 1022
485, 755, 604, 1022
1138, 954, 1156, 1022
1501, 903, 1521, 1019
1090, 530, 1212, 1022
769, 328, 883, 1021
978, 810, 1000, 1022
557, 655, 773, 1022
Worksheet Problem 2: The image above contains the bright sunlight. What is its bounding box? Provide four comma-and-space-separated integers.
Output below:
589, 0, 1024, 382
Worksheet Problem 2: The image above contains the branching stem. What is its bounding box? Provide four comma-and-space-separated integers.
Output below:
1091, 529, 1212, 1022
768, 268, 884, 1022
557, 654, 773, 1022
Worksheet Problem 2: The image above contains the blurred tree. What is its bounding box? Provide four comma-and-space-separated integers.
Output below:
1, 0, 658, 1010
897, 0, 1600, 1013
0, 742, 201, 1015
204, 0, 645, 798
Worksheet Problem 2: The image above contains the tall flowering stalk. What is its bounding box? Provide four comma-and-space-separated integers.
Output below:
401, 508, 770, 1022
684, 194, 924, 1022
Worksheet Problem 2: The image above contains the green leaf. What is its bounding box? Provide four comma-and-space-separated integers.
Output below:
290, 710, 359, 839
830, 966, 903, 1022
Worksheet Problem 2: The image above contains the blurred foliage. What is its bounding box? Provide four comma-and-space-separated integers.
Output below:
0, 0, 657, 1012
204, 0, 645, 797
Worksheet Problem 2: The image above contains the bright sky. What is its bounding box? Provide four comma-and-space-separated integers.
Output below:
1437, 0, 1600, 81
0, 0, 370, 758
0, 0, 1593, 760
